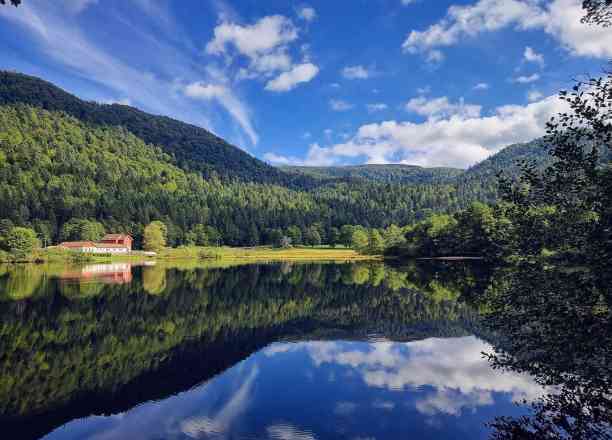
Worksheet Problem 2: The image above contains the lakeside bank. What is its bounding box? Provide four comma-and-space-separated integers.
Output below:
0, 245, 379, 265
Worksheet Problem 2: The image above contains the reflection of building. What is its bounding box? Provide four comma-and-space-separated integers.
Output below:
60, 263, 134, 285
59, 234, 133, 254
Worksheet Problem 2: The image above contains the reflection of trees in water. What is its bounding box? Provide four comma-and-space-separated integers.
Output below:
479, 263, 612, 440
59, 281, 105, 299
0, 261, 479, 430
0, 265, 45, 300
142, 266, 166, 295
2, 260, 603, 439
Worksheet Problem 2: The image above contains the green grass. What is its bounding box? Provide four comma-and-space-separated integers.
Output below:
2, 245, 378, 265
158, 245, 378, 262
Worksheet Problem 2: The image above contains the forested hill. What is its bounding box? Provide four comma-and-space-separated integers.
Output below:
0, 71, 550, 189
281, 164, 463, 185
284, 140, 552, 186
0, 71, 556, 248
0, 104, 490, 246
0, 71, 297, 185
460, 140, 551, 182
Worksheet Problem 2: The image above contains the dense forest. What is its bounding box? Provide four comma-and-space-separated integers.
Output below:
387, 68, 612, 265
0, 72, 294, 185
0, 71, 547, 250
281, 163, 464, 184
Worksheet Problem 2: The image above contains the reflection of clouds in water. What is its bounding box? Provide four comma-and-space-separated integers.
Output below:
85, 366, 259, 440
266, 337, 544, 416
372, 400, 395, 410
416, 388, 493, 416
88, 402, 183, 440
267, 423, 317, 440
263, 342, 301, 356
181, 366, 258, 438
334, 401, 358, 416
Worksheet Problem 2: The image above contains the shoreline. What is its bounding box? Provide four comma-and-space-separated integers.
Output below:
1, 246, 381, 265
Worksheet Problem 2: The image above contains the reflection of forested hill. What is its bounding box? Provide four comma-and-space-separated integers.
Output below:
0, 262, 489, 437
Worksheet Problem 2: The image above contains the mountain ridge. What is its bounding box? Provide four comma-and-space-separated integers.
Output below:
0, 71, 300, 185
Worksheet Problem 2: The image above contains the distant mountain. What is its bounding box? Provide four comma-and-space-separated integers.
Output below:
282, 141, 552, 188
461, 139, 551, 182
0, 71, 299, 185
281, 164, 463, 185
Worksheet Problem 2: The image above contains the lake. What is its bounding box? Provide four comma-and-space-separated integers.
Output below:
0, 260, 609, 439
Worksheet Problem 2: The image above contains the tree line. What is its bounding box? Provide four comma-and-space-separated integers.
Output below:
0, 104, 498, 258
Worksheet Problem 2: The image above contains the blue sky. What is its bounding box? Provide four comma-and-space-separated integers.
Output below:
1, 0, 611, 168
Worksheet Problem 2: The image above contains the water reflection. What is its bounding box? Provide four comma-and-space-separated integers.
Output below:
0, 260, 609, 439
41, 337, 539, 440
58, 262, 155, 286
476, 263, 612, 440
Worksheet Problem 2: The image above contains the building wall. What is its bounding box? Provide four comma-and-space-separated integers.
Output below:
72, 247, 129, 253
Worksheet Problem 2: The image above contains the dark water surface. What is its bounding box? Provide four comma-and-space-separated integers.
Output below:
0, 260, 609, 439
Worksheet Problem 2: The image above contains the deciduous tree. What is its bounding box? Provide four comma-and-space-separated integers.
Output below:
143, 221, 167, 252
6, 227, 38, 259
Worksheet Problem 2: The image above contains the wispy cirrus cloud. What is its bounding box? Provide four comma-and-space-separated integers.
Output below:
0, 1, 260, 147
184, 82, 258, 145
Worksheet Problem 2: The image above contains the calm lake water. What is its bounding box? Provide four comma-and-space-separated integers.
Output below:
0, 260, 609, 439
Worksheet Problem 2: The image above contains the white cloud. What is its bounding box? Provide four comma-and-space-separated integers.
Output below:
544, 0, 612, 58
263, 152, 296, 166
402, 0, 612, 59
206, 15, 298, 59
297, 6, 317, 22
184, 82, 258, 145
524, 46, 545, 67
330, 99, 353, 111
251, 52, 293, 75
206, 15, 319, 92
265, 63, 319, 92
473, 82, 489, 90
342, 65, 371, 80
417, 85, 431, 94
401, 0, 418, 4
425, 49, 445, 64
513, 73, 540, 83
268, 337, 545, 417
405, 96, 482, 120
264, 143, 338, 166
527, 89, 544, 102
278, 94, 567, 168
367, 103, 388, 113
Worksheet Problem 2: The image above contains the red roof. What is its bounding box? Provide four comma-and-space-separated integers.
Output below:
95, 243, 130, 248
102, 234, 131, 239
59, 241, 96, 248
